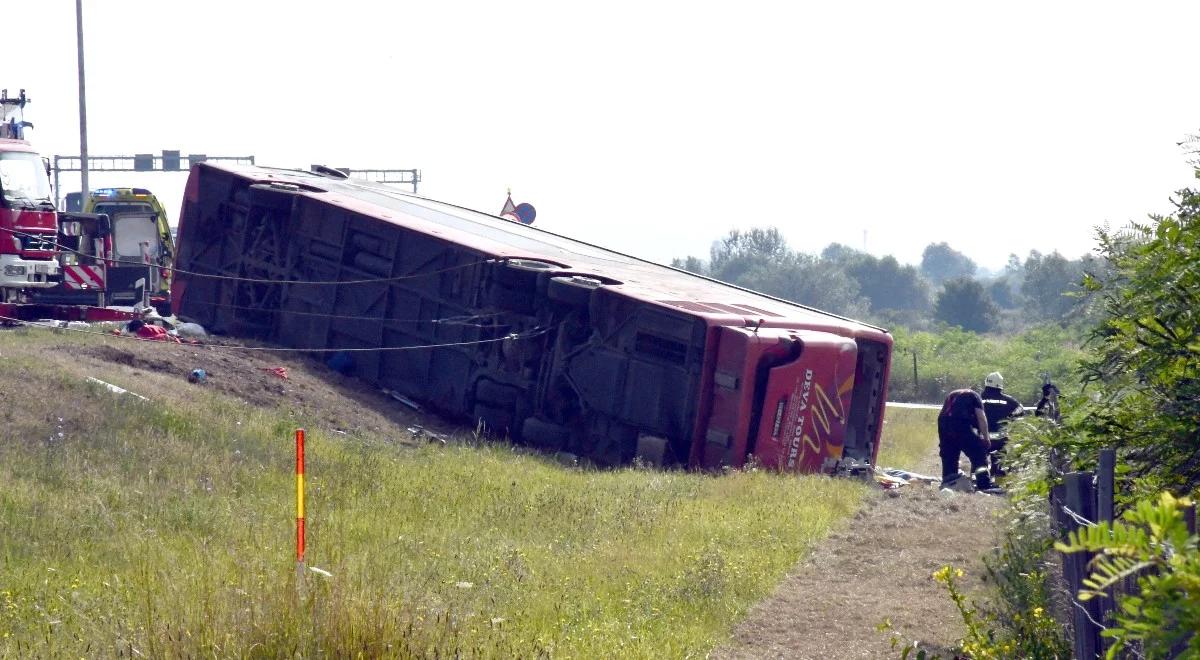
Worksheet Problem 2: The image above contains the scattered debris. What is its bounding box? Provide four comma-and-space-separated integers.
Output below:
384, 389, 422, 412
873, 468, 908, 490
260, 367, 289, 380
407, 425, 447, 444
881, 467, 941, 486
187, 368, 207, 384
175, 322, 207, 338
308, 566, 334, 578
85, 376, 149, 401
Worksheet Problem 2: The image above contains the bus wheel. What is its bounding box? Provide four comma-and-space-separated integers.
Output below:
547, 275, 602, 309
493, 259, 558, 288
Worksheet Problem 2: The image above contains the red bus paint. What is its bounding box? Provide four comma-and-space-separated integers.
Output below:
173, 163, 892, 474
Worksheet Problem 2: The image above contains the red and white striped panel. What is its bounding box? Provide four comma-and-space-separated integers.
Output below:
63, 265, 105, 290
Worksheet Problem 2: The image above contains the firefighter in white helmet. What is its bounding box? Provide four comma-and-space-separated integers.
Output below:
981, 372, 1025, 433
980, 371, 1025, 478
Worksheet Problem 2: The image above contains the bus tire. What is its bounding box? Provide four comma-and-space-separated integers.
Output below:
494, 259, 558, 288
547, 275, 601, 309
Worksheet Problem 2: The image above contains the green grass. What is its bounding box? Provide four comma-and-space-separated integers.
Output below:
0, 331, 878, 657
876, 406, 939, 472
887, 324, 1085, 405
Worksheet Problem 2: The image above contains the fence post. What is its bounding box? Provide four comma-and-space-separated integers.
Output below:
1064, 471, 1102, 659
1097, 449, 1115, 526
1095, 449, 1116, 656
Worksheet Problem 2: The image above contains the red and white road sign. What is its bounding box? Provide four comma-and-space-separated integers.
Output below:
63, 265, 105, 290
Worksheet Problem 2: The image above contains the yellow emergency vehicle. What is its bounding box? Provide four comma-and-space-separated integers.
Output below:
82, 187, 175, 303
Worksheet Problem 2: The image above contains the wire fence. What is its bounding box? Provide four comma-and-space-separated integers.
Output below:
1049, 448, 1198, 659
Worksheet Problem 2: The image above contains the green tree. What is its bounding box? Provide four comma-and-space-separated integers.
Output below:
825, 246, 930, 315
1020, 250, 1083, 320
708, 227, 790, 281
736, 253, 869, 318
987, 276, 1019, 310
1068, 180, 1200, 494
670, 255, 706, 275
934, 277, 997, 332
675, 229, 869, 318
921, 242, 977, 285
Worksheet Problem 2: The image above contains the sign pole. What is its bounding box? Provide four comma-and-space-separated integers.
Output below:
295, 428, 306, 586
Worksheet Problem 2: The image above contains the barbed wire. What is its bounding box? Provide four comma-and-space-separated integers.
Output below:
1061, 504, 1097, 528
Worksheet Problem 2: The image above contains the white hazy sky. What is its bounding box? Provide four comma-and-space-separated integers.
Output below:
11, 1, 1200, 271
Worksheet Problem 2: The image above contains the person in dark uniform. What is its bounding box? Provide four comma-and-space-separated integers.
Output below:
937, 387, 995, 491
1035, 382, 1061, 423
979, 372, 1025, 477
981, 371, 1026, 433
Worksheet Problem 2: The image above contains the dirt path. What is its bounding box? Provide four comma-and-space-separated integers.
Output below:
715, 454, 1005, 659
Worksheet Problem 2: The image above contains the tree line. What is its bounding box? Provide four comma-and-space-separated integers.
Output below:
671, 229, 1101, 333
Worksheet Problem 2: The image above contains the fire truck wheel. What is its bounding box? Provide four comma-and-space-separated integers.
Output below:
547, 275, 601, 309
520, 417, 571, 450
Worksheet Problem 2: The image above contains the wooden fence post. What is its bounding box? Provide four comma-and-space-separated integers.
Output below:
1064, 471, 1102, 659
1095, 449, 1116, 656
1097, 449, 1115, 526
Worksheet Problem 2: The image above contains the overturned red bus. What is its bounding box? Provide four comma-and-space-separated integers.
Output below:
172, 163, 892, 473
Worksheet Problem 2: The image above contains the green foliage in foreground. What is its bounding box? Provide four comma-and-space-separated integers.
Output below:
1066, 182, 1200, 495
886, 324, 1084, 404
0, 347, 868, 657
1057, 493, 1200, 658
953, 166, 1200, 657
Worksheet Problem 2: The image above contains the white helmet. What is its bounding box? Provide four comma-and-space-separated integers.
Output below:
984, 372, 1004, 389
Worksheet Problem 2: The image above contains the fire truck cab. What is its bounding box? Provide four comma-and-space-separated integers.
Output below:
0, 90, 60, 301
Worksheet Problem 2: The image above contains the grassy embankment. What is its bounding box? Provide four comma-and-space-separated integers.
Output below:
0, 329, 932, 657
876, 406, 939, 472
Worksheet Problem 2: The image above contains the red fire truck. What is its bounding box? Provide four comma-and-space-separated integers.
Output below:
173, 163, 893, 473
0, 89, 134, 323
0, 90, 60, 302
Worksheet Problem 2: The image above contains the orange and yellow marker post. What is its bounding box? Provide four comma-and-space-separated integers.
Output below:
295, 428, 306, 579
